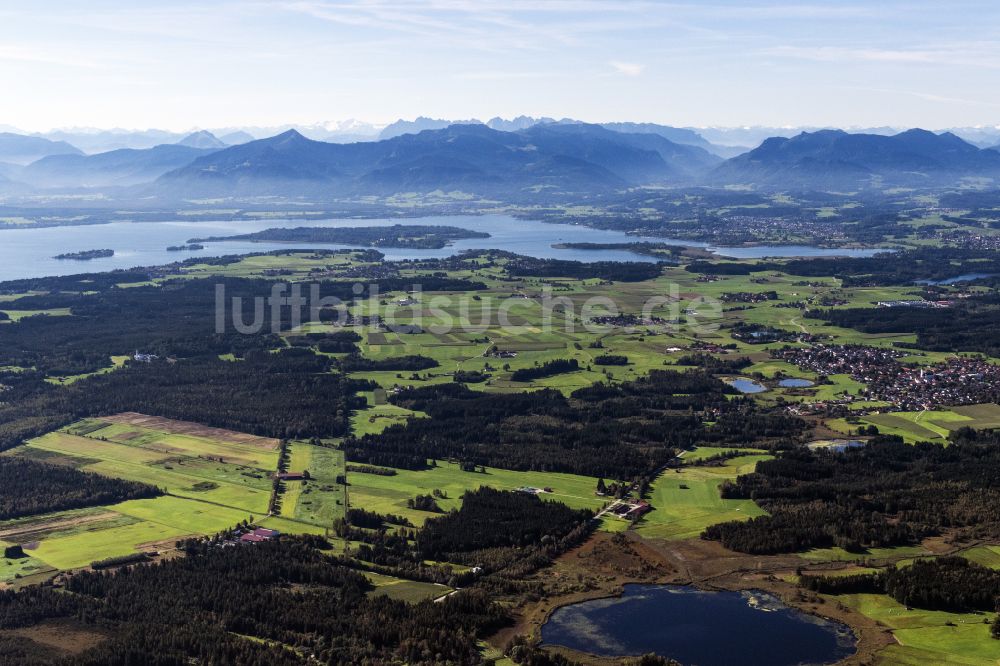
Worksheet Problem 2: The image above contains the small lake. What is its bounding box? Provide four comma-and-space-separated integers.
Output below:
542, 584, 855, 666
727, 378, 768, 394
0, 214, 884, 282
916, 272, 996, 286
808, 439, 866, 453
779, 378, 815, 388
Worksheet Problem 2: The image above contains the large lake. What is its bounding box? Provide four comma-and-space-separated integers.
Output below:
0, 214, 883, 282
542, 584, 855, 666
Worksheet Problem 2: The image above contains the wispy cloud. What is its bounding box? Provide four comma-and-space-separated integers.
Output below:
610, 60, 644, 76
765, 43, 1000, 69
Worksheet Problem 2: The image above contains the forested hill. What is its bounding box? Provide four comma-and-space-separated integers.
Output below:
189, 224, 490, 249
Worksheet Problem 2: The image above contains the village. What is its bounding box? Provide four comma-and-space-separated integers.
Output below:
776, 344, 1000, 410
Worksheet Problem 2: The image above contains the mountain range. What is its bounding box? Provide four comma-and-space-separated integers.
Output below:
1, 123, 1000, 198
710, 129, 1000, 189
0, 132, 82, 165
156, 122, 721, 198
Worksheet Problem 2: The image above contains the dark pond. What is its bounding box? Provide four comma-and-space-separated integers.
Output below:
779, 378, 815, 388
541, 584, 856, 666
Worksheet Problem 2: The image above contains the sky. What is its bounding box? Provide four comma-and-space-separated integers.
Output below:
2, 0, 1000, 132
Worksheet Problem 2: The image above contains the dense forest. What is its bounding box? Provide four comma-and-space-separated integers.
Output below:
811, 292, 1000, 357
704, 430, 1000, 554
417, 487, 593, 559
336, 489, 595, 598
802, 557, 1000, 613
0, 539, 509, 665
0, 457, 159, 521
339, 354, 439, 372
510, 359, 579, 382
344, 369, 803, 478
687, 248, 1000, 287
0, 351, 371, 452
0, 272, 484, 375
506, 257, 664, 282
189, 224, 490, 249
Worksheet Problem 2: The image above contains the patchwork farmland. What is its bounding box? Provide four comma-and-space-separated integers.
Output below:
0, 413, 340, 584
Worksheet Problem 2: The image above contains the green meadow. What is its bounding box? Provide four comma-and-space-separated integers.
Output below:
347, 461, 607, 527
634, 452, 772, 540
829, 404, 1000, 443
279, 441, 347, 529
840, 593, 1000, 665
0, 416, 341, 575
364, 571, 452, 603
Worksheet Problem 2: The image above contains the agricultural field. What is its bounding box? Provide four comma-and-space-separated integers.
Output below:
363, 571, 452, 603
829, 404, 1000, 443
350, 389, 427, 436
634, 452, 772, 540
45, 355, 130, 386
24, 421, 278, 513
346, 461, 608, 528
0, 414, 340, 578
839, 593, 1000, 665
960, 545, 1000, 569
279, 440, 347, 528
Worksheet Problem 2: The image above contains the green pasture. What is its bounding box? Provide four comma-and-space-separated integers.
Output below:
840, 593, 1000, 665
347, 461, 606, 527
350, 390, 429, 436
634, 453, 772, 540
279, 441, 347, 528
364, 571, 452, 603
829, 404, 1000, 444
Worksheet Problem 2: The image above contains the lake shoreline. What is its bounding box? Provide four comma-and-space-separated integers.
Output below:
0, 213, 886, 282
488, 531, 892, 666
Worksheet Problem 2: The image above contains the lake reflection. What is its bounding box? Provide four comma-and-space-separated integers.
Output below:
542, 584, 856, 666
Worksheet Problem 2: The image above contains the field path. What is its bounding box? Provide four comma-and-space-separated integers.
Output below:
0, 511, 120, 541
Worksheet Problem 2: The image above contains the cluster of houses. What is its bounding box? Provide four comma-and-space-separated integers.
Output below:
602, 499, 651, 521
588, 314, 668, 328
876, 299, 952, 309
720, 291, 778, 304
934, 229, 1000, 252
513, 486, 553, 495
237, 527, 280, 544
485, 347, 518, 359
777, 345, 1000, 410
702, 215, 849, 246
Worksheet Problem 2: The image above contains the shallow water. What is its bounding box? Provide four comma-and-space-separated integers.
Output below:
541, 584, 856, 666
727, 377, 768, 393
779, 378, 815, 388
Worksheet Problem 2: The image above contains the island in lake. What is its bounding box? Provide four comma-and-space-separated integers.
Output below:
53, 249, 115, 260
166, 244, 205, 252
551, 241, 715, 259
189, 224, 490, 249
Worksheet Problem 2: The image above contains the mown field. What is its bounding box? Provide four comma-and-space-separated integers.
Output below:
0, 415, 333, 581
841, 593, 1000, 665
346, 460, 609, 528
279, 440, 347, 527
634, 452, 772, 540
829, 403, 1000, 443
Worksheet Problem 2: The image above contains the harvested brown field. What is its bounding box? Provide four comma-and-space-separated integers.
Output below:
5, 620, 108, 656
103, 413, 279, 450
